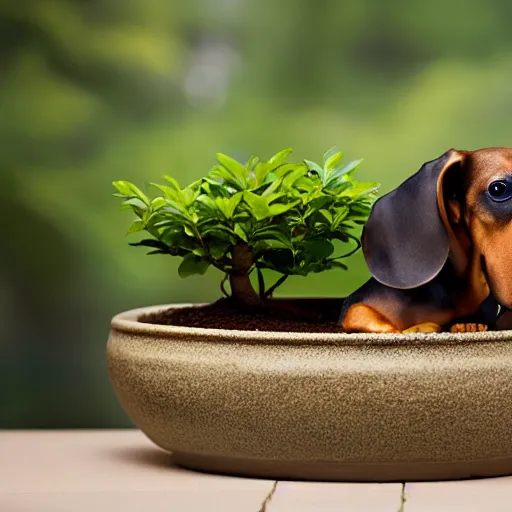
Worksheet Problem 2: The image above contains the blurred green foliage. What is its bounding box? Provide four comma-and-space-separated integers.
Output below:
2, 0, 512, 427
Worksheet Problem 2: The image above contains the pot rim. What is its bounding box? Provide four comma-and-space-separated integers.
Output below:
110, 303, 512, 346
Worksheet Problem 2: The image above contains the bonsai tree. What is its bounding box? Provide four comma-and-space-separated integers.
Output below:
113, 147, 379, 309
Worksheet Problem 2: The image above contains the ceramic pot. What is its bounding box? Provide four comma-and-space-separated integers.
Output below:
107, 303, 512, 482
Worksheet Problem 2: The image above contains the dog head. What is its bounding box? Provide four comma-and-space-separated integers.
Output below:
363, 147, 512, 308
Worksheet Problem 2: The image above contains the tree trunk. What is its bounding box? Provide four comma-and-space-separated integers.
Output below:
229, 273, 262, 307
229, 242, 263, 308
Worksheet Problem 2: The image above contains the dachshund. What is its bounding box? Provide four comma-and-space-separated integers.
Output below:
339, 147, 512, 334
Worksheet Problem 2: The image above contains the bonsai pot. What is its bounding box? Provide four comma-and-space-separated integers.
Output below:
107, 302, 512, 482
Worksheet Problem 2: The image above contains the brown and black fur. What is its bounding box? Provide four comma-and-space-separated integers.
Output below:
340, 148, 512, 334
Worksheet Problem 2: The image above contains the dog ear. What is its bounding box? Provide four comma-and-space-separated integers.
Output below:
362, 150, 467, 289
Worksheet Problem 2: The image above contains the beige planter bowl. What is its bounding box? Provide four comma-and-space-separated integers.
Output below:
107, 303, 512, 482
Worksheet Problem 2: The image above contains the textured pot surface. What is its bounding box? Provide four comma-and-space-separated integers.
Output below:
107, 304, 512, 482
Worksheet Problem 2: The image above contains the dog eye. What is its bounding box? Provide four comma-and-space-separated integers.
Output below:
488, 180, 512, 201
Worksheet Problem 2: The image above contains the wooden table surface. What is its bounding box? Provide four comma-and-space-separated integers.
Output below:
1, 430, 511, 511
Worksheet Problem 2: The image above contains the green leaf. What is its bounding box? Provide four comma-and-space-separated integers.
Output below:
157, 203, 191, 219
325, 181, 353, 195
305, 195, 330, 214
196, 194, 223, 217
289, 265, 310, 276
251, 150, 293, 188
151, 197, 166, 210
112, 181, 133, 196
264, 192, 286, 204
260, 177, 284, 197
152, 216, 184, 230
162, 175, 181, 191
214, 197, 231, 218
146, 249, 169, 256
184, 226, 196, 237
318, 209, 333, 223
324, 150, 343, 171
325, 159, 363, 188
269, 147, 293, 165
304, 160, 325, 183
303, 239, 334, 260
294, 176, 317, 192
258, 249, 294, 271
228, 193, 243, 218
209, 242, 230, 259
129, 239, 169, 250
267, 201, 299, 216
178, 254, 210, 278
323, 146, 343, 164
341, 160, 364, 177
201, 224, 236, 241
112, 181, 150, 205
214, 193, 243, 219
208, 165, 246, 191
344, 181, 380, 198
159, 228, 185, 245
334, 231, 350, 242
126, 220, 145, 235
350, 202, 372, 215
151, 183, 181, 202
121, 197, 148, 212
273, 163, 302, 179
332, 206, 350, 228
246, 155, 260, 171
180, 185, 200, 206
216, 153, 247, 187
243, 191, 271, 220
201, 178, 232, 198
253, 228, 292, 248
154, 177, 198, 206
234, 223, 249, 242
282, 167, 306, 188
253, 162, 271, 187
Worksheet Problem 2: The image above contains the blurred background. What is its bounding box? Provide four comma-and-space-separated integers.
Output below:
2, 0, 512, 428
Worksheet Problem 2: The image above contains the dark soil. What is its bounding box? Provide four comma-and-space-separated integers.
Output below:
139, 297, 345, 333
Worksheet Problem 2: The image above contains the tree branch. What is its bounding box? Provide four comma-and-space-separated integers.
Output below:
264, 274, 289, 299
331, 233, 361, 260
257, 268, 266, 299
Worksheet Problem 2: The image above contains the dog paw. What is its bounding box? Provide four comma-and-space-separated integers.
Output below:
402, 322, 442, 333
449, 323, 488, 333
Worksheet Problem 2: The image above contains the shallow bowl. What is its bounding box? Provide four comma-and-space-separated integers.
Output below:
107, 303, 512, 481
